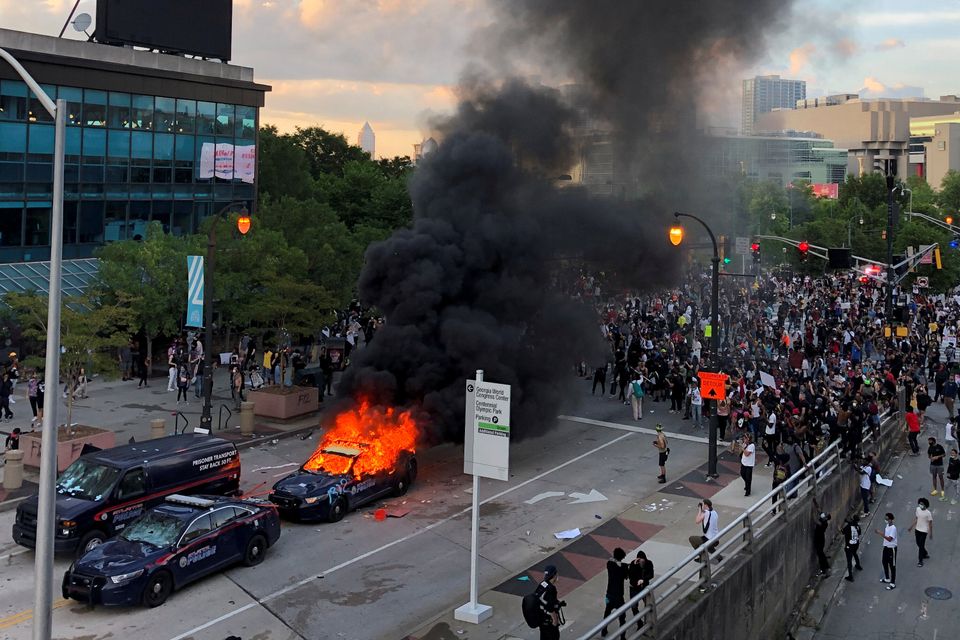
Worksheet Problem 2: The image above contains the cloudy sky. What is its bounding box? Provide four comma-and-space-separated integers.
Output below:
2, 0, 957, 157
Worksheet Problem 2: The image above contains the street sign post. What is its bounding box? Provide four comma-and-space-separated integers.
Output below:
455, 370, 510, 624
735, 236, 750, 255
698, 371, 728, 401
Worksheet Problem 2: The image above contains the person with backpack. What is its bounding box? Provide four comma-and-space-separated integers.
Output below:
841, 515, 864, 582
628, 551, 654, 631
629, 370, 645, 421
599, 547, 628, 638
521, 565, 563, 639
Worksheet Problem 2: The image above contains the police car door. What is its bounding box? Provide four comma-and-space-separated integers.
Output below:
207, 506, 244, 565
173, 513, 222, 583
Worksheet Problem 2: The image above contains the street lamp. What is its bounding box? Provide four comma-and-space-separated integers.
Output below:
670, 212, 721, 478
669, 225, 684, 246
199, 202, 250, 434
847, 214, 864, 247
1, 46, 66, 640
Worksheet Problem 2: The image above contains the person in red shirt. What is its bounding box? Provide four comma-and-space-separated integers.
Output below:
905, 405, 921, 455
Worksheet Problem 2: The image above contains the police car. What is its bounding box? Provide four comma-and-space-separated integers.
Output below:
269, 444, 417, 522
61, 494, 281, 607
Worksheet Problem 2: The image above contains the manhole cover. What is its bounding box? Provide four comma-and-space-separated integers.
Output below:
924, 587, 952, 600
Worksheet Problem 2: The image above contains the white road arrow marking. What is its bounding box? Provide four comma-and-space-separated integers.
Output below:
568, 489, 607, 504
524, 491, 566, 505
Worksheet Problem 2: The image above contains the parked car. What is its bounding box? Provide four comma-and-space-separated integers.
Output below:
62, 493, 280, 607
14, 434, 240, 556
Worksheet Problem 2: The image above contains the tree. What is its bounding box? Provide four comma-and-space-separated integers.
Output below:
840, 173, 889, 210
906, 175, 936, 213
96, 221, 202, 364
938, 170, 960, 214
258, 125, 314, 201
6, 291, 134, 426
291, 126, 370, 178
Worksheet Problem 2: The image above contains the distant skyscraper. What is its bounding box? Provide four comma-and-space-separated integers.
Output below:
358, 121, 375, 157
741, 75, 806, 134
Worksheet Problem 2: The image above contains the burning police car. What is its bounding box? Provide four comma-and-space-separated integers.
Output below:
270, 442, 417, 522
62, 494, 280, 607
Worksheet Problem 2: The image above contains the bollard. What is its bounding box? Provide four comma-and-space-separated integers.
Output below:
150, 418, 166, 440
3, 449, 24, 490
240, 401, 255, 435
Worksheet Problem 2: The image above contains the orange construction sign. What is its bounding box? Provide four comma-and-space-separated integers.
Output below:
699, 371, 728, 401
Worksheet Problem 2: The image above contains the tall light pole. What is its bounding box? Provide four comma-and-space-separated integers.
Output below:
199, 203, 250, 433
672, 212, 720, 478
0, 47, 65, 640
847, 214, 864, 248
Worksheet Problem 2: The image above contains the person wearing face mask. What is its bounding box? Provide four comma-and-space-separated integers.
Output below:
907, 498, 933, 567
875, 512, 898, 590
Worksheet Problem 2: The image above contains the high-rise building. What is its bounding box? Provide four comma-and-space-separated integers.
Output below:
741, 75, 806, 135
358, 121, 375, 157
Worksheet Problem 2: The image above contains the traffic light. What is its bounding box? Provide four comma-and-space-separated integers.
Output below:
798, 241, 809, 262
751, 241, 761, 264
946, 215, 954, 226
721, 235, 732, 265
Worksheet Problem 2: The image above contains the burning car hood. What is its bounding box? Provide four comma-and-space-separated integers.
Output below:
272, 469, 350, 498
75, 539, 163, 575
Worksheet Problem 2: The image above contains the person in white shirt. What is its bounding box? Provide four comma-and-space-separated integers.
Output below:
875, 513, 898, 590
689, 386, 703, 429
738, 434, 756, 496
688, 498, 722, 562
907, 498, 933, 567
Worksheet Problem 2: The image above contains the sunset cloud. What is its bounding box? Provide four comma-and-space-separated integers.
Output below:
875, 37, 906, 51
788, 43, 817, 75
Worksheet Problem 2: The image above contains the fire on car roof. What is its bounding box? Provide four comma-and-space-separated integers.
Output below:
304, 400, 417, 478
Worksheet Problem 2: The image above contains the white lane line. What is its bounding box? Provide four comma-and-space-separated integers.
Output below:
169, 430, 633, 640
559, 415, 731, 445
0, 548, 30, 563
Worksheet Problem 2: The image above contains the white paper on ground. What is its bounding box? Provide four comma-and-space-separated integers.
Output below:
554, 528, 581, 540
875, 474, 893, 487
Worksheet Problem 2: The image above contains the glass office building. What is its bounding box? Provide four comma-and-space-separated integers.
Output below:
0, 28, 269, 263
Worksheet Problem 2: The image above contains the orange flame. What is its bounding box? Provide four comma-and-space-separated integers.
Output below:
304, 400, 418, 479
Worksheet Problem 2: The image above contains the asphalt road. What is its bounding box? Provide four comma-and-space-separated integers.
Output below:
0, 383, 715, 640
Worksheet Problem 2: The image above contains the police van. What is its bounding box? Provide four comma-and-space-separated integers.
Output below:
13, 434, 240, 556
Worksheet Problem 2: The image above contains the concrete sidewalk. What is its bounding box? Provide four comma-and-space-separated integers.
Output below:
403, 422, 769, 640
797, 401, 959, 640
0, 368, 335, 511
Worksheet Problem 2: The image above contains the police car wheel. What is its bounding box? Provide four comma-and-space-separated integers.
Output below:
243, 534, 267, 567
77, 531, 106, 558
142, 571, 172, 608
393, 474, 410, 497
327, 498, 347, 523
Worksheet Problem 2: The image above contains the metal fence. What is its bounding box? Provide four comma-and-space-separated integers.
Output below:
574, 410, 898, 640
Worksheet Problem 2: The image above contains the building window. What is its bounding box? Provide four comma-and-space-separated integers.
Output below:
152, 133, 174, 183
172, 201, 192, 235
151, 200, 171, 232
236, 105, 256, 140
197, 102, 215, 135
104, 201, 127, 242
0, 205, 23, 246
155, 97, 176, 133
83, 90, 107, 127
0, 122, 27, 187
131, 131, 152, 183
29, 85, 56, 123
132, 95, 154, 130
174, 135, 195, 183
128, 201, 150, 240
77, 201, 103, 244
82, 128, 106, 164
0, 80, 28, 121
108, 92, 131, 129
215, 103, 234, 136
175, 99, 196, 134
25, 207, 51, 246
59, 86, 83, 127
62, 201, 78, 244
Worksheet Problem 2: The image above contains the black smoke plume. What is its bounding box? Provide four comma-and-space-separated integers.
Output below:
337, 1, 795, 443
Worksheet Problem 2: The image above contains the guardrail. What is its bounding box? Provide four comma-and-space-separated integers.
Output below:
575, 410, 897, 640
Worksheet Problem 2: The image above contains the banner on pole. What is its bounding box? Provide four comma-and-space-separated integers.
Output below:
186, 255, 204, 328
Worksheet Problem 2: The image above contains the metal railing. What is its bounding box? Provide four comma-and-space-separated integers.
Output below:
218, 404, 233, 431
575, 410, 897, 640
173, 411, 190, 434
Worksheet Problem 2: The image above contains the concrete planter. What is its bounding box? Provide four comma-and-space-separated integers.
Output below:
248, 387, 319, 420
21, 425, 116, 472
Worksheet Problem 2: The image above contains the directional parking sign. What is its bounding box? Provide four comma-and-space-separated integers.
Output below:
698, 371, 728, 401
464, 379, 511, 481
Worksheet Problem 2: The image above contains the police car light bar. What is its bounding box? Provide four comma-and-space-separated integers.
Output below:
166, 494, 216, 508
